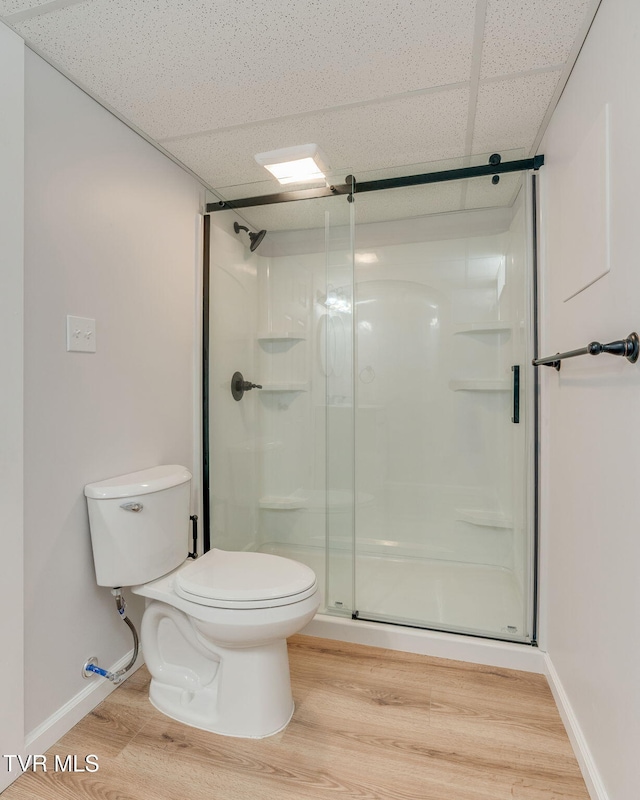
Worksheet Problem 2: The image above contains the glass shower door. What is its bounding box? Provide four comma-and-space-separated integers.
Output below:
350, 174, 533, 641
206, 164, 534, 642
323, 190, 356, 617
206, 182, 357, 619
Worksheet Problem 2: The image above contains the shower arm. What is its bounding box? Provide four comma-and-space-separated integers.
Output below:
532, 332, 639, 371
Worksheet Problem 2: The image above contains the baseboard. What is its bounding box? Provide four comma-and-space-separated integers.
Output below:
543, 654, 609, 800
301, 614, 546, 673
25, 650, 144, 756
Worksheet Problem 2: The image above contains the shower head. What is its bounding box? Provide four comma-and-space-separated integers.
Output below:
249, 228, 267, 251
233, 222, 267, 252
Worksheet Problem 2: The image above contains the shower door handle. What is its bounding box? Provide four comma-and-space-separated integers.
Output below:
511, 365, 520, 424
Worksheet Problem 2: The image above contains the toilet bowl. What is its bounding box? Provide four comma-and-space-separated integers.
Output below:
133, 549, 319, 737
84, 465, 320, 739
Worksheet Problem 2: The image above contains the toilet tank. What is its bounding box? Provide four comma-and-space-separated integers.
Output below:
84, 465, 192, 588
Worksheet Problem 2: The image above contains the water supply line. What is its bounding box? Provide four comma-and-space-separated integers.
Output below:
82, 588, 139, 684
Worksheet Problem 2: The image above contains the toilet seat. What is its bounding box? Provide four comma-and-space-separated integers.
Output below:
174, 549, 317, 609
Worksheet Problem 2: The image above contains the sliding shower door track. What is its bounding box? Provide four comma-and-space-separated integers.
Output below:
206, 156, 544, 212
350, 611, 537, 647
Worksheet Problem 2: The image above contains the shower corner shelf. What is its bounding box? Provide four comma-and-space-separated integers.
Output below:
257, 332, 306, 342
449, 379, 510, 392
453, 322, 512, 335
259, 495, 307, 510
260, 382, 309, 392
455, 509, 513, 529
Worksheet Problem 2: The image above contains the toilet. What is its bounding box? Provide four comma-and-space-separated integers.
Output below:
84, 464, 320, 738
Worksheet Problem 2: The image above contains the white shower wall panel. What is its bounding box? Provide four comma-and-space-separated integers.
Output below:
257, 218, 525, 582
353, 232, 518, 570
209, 215, 261, 552
256, 252, 320, 502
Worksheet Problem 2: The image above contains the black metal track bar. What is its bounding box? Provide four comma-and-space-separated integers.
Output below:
206, 155, 545, 213
201, 214, 211, 554
351, 612, 535, 646
533, 332, 640, 371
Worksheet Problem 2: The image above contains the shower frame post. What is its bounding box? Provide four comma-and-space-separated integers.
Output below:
202, 214, 211, 554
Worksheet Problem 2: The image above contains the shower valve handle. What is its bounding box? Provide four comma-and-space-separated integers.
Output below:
231, 371, 262, 401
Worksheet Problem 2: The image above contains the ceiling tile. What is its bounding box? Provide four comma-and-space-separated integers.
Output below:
0, 0, 53, 13
164, 87, 470, 189
480, 0, 593, 79
8, 0, 599, 192
13, 0, 476, 140
472, 70, 560, 155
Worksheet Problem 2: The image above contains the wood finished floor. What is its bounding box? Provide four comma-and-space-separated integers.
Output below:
3, 636, 589, 800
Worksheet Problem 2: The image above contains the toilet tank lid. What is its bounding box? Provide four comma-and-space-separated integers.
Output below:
84, 465, 192, 499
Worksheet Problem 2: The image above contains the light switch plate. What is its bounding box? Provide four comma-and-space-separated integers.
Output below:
66, 315, 96, 352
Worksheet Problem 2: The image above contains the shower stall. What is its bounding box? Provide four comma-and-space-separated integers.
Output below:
204, 158, 538, 644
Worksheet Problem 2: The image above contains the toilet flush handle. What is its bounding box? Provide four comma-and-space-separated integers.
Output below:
120, 502, 143, 512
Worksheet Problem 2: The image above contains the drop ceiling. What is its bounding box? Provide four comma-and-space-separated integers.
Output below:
2, 0, 600, 217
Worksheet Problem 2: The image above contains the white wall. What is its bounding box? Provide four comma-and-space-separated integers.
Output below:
0, 21, 25, 793
23, 50, 203, 736
539, 1, 640, 797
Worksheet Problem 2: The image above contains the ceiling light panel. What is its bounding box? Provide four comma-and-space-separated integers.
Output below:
10, 0, 476, 141
255, 144, 329, 185
164, 87, 469, 189
263, 157, 324, 185
472, 71, 560, 154
480, 0, 595, 79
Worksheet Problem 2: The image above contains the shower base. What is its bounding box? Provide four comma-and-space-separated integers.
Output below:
258, 541, 526, 642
